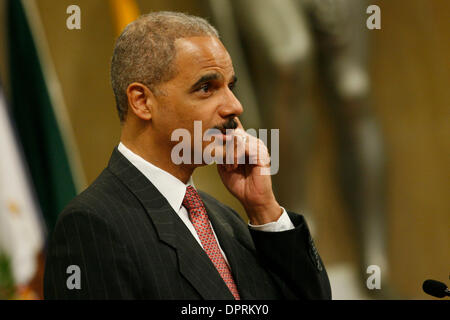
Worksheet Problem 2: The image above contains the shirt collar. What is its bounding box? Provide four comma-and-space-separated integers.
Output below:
117, 142, 194, 213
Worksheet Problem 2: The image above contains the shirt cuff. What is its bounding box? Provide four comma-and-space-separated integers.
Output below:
248, 207, 295, 232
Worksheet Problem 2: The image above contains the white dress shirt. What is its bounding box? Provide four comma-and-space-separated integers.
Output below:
118, 142, 294, 265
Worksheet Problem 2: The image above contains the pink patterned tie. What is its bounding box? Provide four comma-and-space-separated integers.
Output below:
183, 185, 240, 300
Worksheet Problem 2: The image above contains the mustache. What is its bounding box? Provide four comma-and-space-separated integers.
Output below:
213, 118, 238, 132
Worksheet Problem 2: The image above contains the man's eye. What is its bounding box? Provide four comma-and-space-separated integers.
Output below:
199, 83, 210, 93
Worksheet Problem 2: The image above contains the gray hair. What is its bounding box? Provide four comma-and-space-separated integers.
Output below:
110, 11, 219, 122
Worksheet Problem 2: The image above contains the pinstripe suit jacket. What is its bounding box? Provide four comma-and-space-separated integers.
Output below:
44, 148, 331, 300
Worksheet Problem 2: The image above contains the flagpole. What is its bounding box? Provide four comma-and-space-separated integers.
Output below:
109, 0, 140, 37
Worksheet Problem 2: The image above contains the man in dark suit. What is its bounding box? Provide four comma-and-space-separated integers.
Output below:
44, 11, 331, 300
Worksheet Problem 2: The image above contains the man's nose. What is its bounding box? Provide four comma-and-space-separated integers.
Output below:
218, 89, 243, 119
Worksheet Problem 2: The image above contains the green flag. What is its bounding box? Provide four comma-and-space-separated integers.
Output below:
7, 0, 85, 232
0, 252, 14, 299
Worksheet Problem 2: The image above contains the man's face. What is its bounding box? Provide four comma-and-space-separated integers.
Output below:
151, 36, 243, 163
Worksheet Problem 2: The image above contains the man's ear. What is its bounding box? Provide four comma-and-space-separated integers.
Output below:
126, 82, 155, 121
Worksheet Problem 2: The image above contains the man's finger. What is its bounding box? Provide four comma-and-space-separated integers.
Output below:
235, 117, 244, 130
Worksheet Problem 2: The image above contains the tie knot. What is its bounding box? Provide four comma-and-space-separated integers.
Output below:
183, 185, 203, 211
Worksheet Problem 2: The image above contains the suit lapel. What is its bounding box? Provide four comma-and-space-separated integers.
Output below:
107, 148, 233, 299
